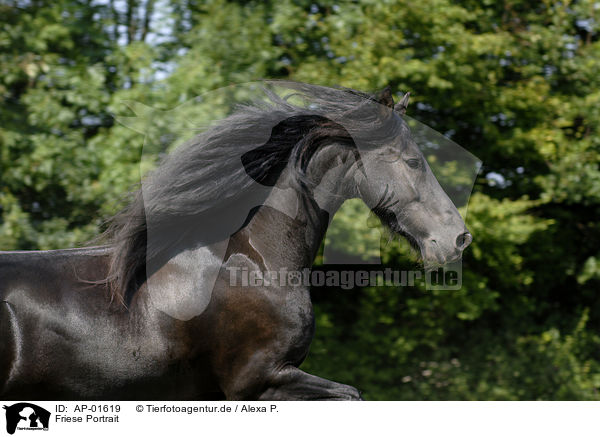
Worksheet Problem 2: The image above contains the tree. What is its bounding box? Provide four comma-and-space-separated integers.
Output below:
1, 0, 599, 399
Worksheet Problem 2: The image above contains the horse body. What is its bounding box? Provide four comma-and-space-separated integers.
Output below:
0, 174, 353, 400
0, 83, 472, 400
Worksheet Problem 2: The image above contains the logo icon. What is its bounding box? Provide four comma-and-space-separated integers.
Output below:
3, 403, 50, 435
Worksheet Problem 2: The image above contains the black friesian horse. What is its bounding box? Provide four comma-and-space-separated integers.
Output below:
0, 82, 471, 400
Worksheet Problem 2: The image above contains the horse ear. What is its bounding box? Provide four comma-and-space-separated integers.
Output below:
394, 92, 410, 115
374, 86, 394, 108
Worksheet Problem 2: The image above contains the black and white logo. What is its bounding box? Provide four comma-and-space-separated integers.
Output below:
3, 403, 50, 435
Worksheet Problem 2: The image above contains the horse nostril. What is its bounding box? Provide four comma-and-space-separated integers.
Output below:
455, 232, 472, 250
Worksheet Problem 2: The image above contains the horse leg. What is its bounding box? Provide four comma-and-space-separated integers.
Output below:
258, 367, 363, 400
0, 301, 17, 395
218, 351, 363, 400
212, 258, 363, 401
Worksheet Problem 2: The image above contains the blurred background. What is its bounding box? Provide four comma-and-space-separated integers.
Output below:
1, 0, 599, 399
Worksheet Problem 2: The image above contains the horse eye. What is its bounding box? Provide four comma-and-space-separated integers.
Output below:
406, 158, 421, 169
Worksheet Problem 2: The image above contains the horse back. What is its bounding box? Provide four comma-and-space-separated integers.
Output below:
0, 246, 112, 301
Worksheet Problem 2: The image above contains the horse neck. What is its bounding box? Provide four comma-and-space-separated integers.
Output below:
233, 143, 357, 272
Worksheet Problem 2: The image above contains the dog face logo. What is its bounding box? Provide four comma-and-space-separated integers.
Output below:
3, 403, 50, 435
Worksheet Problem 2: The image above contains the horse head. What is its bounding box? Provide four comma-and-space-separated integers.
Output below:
353, 88, 472, 265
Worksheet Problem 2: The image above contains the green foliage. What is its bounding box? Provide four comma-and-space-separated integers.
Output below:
1, 0, 599, 399
322, 199, 383, 263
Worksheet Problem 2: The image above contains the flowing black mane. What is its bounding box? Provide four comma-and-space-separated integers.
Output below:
105, 81, 402, 305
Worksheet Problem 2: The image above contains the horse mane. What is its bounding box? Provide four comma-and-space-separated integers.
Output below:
104, 81, 402, 306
